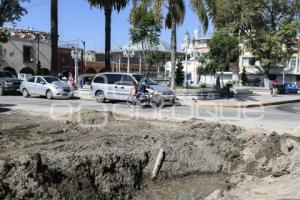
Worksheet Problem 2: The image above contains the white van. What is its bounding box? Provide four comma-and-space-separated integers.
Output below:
91, 72, 176, 105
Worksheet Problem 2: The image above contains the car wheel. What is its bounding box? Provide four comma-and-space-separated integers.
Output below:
0, 85, 3, 96
22, 88, 30, 98
96, 90, 105, 103
46, 90, 53, 100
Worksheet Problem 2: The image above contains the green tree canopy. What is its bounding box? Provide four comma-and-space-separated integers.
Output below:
0, 0, 29, 26
129, 6, 162, 72
208, 30, 239, 72
0, 0, 29, 43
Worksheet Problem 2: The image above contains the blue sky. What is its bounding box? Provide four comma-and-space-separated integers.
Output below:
6, 0, 214, 52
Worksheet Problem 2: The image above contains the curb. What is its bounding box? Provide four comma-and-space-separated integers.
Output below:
184, 98, 300, 109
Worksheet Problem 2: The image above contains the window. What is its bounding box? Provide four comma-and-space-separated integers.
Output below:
243, 57, 255, 66
44, 76, 60, 83
290, 57, 297, 69
23, 46, 34, 63
94, 76, 105, 83
36, 77, 43, 83
121, 75, 134, 86
27, 76, 35, 82
106, 74, 122, 84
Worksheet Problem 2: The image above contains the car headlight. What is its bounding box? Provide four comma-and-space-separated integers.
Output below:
55, 87, 63, 91
5, 81, 12, 85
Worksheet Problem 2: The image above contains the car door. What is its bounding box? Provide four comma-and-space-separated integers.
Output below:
106, 74, 123, 100
26, 76, 36, 94
35, 77, 47, 95
120, 75, 135, 100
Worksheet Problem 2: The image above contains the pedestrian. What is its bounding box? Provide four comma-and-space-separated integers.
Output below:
272, 79, 279, 97
216, 76, 221, 90
68, 72, 74, 87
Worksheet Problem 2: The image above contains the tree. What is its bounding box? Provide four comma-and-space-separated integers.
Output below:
51, 0, 58, 76
129, 5, 162, 73
139, 0, 216, 91
0, 0, 29, 43
208, 30, 239, 73
87, 0, 129, 72
208, 0, 300, 87
175, 61, 184, 86
241, 67, 248, 86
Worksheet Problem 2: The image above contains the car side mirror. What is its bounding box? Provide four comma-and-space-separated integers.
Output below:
40, 81, 45, 85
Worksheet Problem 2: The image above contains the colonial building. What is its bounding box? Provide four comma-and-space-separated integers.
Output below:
0, 28, 51, 76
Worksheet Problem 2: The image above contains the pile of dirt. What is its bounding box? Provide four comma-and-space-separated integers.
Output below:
1, 110, 300, 199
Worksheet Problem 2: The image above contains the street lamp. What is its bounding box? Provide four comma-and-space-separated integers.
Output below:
71, 47, 82, 84
181, 31, 191, 87
122, 45, 135, 73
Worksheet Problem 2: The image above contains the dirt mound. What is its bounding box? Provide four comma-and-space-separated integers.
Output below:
4, 110, 299, 199
0, 153, 148, 200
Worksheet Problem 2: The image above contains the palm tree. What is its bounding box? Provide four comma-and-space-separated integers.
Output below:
87, 0, 129, 72
140, 0, 216, 90
51, 0, 58, 75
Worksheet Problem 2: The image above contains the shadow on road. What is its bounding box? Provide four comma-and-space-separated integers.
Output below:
0, 104, 16, 113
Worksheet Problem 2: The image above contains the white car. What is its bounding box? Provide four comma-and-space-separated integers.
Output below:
20, 76, 74, 99
91, 72, 176, 105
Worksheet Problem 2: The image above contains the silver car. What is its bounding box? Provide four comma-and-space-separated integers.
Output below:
20, 76, 74, 99
91, 72, 176, 105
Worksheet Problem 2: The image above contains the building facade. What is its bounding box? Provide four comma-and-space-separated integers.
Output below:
0, 29, 51, 77
239, 38, 300, 86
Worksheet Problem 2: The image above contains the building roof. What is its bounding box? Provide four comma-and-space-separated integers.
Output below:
113, 40, 172, 53
1, 28, 50, 41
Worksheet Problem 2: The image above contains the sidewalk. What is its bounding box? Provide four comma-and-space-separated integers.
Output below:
182, 93, 300, 108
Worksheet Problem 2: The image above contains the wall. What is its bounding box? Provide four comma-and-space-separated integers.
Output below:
0, 38, 51, 74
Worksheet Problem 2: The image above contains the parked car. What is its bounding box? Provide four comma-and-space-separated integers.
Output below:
20, 76, 74, 99
0, 70, 23, 96
278, 84, 299, 94
91, 72, 176, 105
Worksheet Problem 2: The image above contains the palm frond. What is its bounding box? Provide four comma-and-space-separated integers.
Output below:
190, 0, 209, 32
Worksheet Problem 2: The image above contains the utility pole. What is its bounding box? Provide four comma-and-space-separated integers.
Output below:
51, 0, 58, 75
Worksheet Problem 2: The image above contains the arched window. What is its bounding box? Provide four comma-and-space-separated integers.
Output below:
20, 67, 35, 75
3, 67, 17, 77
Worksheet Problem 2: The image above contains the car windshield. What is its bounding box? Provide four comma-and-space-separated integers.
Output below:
44, 77, 61, 84
0, 71, 13, 78
132, 75, 158, 85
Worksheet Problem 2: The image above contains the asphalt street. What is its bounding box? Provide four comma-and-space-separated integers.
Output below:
1, 95, 300, 135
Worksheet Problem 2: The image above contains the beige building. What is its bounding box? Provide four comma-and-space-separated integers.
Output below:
0, 28, 51, 76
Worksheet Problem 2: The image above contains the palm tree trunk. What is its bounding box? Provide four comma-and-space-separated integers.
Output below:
51, 0, 58, 75
170, 20, 177, 91
104, 8, 112, 72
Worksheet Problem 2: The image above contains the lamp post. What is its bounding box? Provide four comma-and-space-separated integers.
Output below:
181, 31, 191, 88
71, 47, 82, 84
122, 45, 135, 73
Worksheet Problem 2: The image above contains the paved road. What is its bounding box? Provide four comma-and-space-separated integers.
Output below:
1, 95, 300, 135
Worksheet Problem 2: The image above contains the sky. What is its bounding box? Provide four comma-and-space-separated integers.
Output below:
5, 0, 214, 52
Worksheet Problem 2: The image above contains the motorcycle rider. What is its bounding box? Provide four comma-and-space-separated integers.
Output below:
136, 75, 149, 99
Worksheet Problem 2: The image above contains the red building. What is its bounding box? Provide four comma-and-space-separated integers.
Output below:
57, 47, 84, 78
